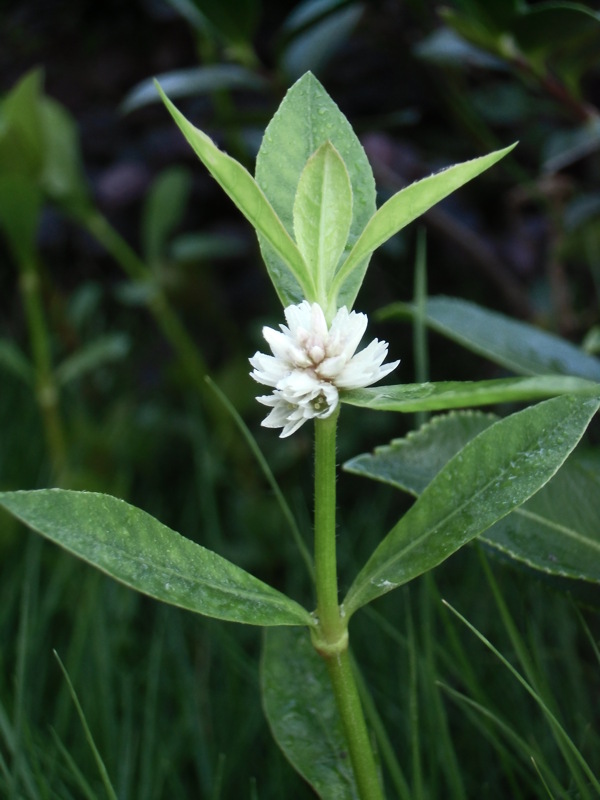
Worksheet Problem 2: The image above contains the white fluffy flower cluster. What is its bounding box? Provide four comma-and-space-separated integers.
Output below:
249, 301, 399, 437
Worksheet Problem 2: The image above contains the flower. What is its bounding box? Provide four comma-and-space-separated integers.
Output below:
250, 301, 399, 437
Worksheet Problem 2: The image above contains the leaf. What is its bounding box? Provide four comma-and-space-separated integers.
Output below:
0, 339, 34, 386
330, 144, 516, 305
121, 65, 268, 114
55, 334, 131, 386
261, 627, 359, 799
141, 167, 192, 266
155, 82, 314, 306
0, 490, 313, 627
40, 97, 91, 214
345, 410, 497, 496
0, 173, 42, 262
281, 2, 364, 80
342, 393, 600, 617
293, 141, 353, 305
255, 72, 376, 312
383, 296, 600, 381
346, 411, 600, 584
342, 375, 597, 413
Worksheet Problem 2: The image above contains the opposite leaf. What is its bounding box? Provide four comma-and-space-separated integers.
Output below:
331, 144, 517, 308
261, 627, 360, 800
293, 141, 353, 309
156, 82, 314, 306
0, 490, 313, 627
343, 393, 600, 617
342, 376, 597, 413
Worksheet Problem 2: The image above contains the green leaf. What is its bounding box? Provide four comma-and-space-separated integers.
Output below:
155, 82, 314, 306
141, 167, 192, 266
261, 627, 359, 799
342, 393, 600, 617
346, 411, 600, 584
121, 65, 267, 113
0, 490, 313, 627
0, 339, 34, 386
331, 144, 516, 306
255, 72, 376, 312
383, 297, 600, 381
342, 375, 597, 413
293, 141, 353, 306
40, 98, 91, 214
0, 69, 45, 178
0, 173, 42, 262
345, 410, 499, 496
55, 334, 131, 386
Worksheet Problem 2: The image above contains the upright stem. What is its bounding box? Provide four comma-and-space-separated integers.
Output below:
313, 412, 385, 800
19, 257, 67, 481
83, 210, 209, 398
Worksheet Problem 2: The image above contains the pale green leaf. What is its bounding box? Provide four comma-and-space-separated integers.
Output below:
343, 394, 600, 617
382, 296, 600, 381
342, 376, 597, 413
155, 82, 314, 305
293, 141, 353, 305
255, 72, 375, 312
261, 627, 359, 799
0, 490, 313, 627
331, 144, 516, 305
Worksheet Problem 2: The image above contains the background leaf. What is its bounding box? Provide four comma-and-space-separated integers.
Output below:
261, 627, 360, 799
346, 411, 600, 584
383, 297, 600, 381
0, 490, 313, 627
255, 71, 376, 312
343, 394, 600, 616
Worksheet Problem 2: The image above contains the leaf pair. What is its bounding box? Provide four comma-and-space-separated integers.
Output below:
157, 72, 515, 318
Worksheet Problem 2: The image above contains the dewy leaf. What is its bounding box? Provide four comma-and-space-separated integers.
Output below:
382, 296, 600, 381
342, 376, 597, 413
0, 490, 313, 627
345, 411, 600, 584
343, 393, 600, 617
155, 82, 315, 306
261, 627, 360, 800
331, 144, 516, 305
293, 141, 353, 307
255, 72, 376, 312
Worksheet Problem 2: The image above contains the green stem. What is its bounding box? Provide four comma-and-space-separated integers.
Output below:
82, 210, 209, 398
313, 411, 385, 800
19, 257, 67, 480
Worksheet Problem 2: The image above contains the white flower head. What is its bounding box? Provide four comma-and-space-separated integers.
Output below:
249, 301, 399, 437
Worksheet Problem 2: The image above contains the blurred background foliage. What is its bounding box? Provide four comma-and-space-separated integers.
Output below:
1, 0, 600, 797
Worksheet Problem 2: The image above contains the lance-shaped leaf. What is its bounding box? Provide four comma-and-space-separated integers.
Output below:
156, 83, 315, 306
330, 144, 516, 306
261, 627, 359, 799
346, 411, 600, 584
293, 141, 353, 307
342, 393, 600, 617
0, 490, 313, 627
255, 72, 376, 311
342, 375, 597, 413
382, 297, 600, 381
